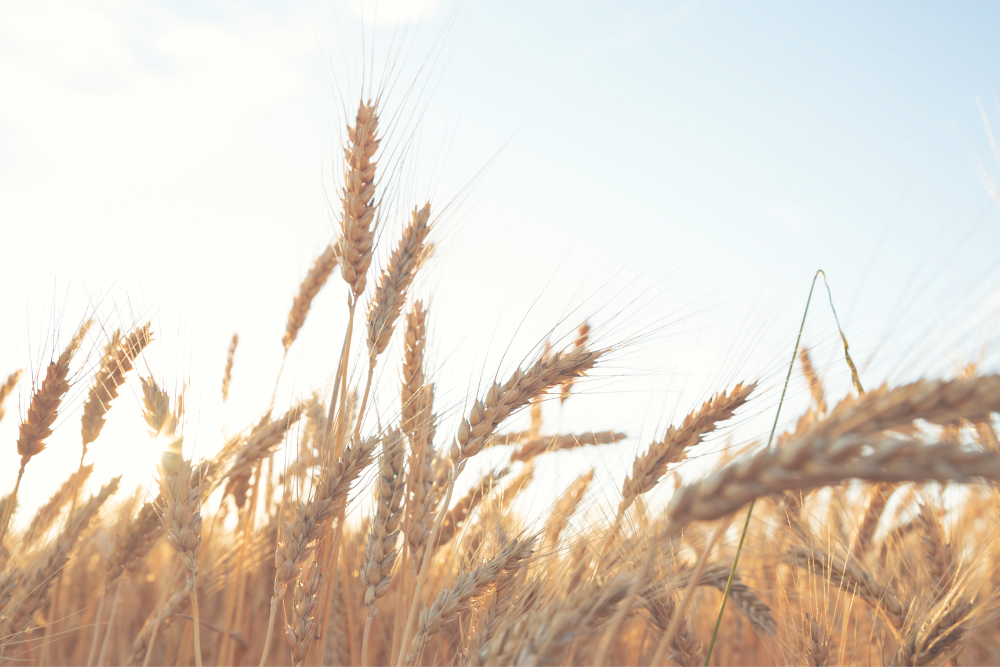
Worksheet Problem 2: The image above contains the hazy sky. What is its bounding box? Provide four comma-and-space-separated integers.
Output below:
2, 1, 1000, 518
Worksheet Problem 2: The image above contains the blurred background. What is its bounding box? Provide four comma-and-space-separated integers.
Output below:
2, 0, 1000, 522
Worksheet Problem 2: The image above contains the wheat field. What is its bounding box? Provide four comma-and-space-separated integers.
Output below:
2, 82, 1000, 667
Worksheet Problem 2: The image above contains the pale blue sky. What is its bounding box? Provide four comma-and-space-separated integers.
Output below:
2, 0, 1000, 518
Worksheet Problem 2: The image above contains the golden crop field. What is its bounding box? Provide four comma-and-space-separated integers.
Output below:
3, 6, 1000, 667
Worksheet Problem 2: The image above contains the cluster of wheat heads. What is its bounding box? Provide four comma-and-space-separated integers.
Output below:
2, 97, 1000, 667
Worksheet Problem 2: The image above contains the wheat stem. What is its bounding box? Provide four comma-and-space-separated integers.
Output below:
191, 587, 203, 667
96, 577, 124, 666
85, 588, 107, 667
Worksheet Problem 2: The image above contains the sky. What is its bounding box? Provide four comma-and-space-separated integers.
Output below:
2, 0, 1000, 522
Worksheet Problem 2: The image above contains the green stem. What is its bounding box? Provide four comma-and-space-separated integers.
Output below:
703, 270, 822, 666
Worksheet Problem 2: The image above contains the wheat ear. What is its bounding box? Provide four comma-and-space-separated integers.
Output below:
799, 346, 828, 414
665, 437, 1000, 542
155, 428, 204, 667
284, 244, 339, 351
621, 381, 756, 515
853, 482, 895, 558
222, 333, 239, 401
360, 428, 406, 665
80, 322, 152, 453
559, 321, 590, 404
406, 537, 536, 664
24, 463, 93, 541
338, 100, 380, 299
788, 544, 906, 630
367, 204, 432, 362
437, 467, 509, 550
263, 435, 380, 665
224, 403, 304, 509
699, 565, 776, 636
916, 501, 952, 585
453, 345, 604, 474
543, 469, 594, 548
509, 430, 625, 462
1, 320, 92, 547
285, 556, 323, 666
398, 344, 603, 665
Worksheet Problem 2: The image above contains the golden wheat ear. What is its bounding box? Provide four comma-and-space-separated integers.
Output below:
16, 319, 92, 467
338, 100, 380, 301
406, 537, 536, 664
620, 381, 756, 516
360, 427, 407, 664
284, 243, 338, 352
367, 203, 432, 363
0, 320, 92, 547
80, 322, 153, 455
